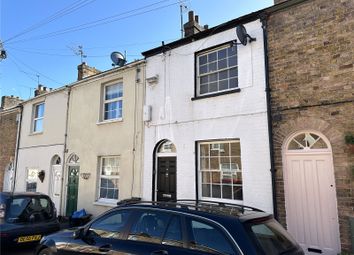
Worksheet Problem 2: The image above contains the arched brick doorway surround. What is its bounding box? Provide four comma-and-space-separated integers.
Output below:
273, 117, 346, 254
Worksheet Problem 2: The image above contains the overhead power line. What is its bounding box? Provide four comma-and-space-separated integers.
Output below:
7, 0, 185, 45
3, 0, 97, 44
8, 52, 64, 85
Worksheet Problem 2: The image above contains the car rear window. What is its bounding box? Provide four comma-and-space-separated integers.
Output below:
245, 218, 298, 255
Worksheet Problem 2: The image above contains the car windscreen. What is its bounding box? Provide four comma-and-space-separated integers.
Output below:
6, 197, 32, 222
245, 218, 299, 255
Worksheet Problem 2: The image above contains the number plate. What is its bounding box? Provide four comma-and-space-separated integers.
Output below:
17, 235, 42, 243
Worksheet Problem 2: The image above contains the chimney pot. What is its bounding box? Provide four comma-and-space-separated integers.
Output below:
183, 10, 205, 37
188, 11, 194, 21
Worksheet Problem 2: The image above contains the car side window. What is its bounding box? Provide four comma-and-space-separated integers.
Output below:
189, 219, 235, 255
162, 216, 183, 247
7, 197, 31, 222
39, 198, 53, 219
89, 210, 131, 239
128, 210, 170, 244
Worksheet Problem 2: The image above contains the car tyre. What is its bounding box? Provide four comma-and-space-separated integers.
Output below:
38, 248, 53, 255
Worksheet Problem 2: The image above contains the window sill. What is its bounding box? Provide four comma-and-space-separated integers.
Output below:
93, 200, 118, 207
96, 118, 123, 125
29, 131, 43, 136
191, 88, 241, 101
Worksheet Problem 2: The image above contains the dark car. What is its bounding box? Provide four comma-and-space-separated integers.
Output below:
36, 199, 304, 255
0, 192, 60, 248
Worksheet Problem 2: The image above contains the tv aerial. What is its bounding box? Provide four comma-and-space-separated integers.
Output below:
110, 51, 126, 67
236, 24, 256, 46
68, 45, 87, 63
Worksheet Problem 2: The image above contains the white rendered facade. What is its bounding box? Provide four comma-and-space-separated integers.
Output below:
142, 19, 273, 212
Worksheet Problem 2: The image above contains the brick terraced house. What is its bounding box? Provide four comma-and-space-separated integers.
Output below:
0, 96, 23, 192
266, 0, 354, 254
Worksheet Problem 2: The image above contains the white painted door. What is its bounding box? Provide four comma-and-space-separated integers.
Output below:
51, 165, 62, 212
285, 153, 340, 255
3, 165, 14, 192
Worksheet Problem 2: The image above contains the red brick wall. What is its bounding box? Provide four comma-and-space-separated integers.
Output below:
0, 108, 20, 191
267, 0, 354, 252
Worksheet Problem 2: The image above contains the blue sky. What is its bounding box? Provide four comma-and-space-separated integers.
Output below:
0, 0, 273, 99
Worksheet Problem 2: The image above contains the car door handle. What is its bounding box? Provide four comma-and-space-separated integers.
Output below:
151, 250, 168, 255
98, 244, 112, 252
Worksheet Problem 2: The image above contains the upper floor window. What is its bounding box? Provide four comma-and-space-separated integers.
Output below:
32, 102, 45, 133
196, 43, 238, 96
103, 83, 123, 121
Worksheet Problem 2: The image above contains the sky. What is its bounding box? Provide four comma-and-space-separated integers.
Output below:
0, 0, 273, 99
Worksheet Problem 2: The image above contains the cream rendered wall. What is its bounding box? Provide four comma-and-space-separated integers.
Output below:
143, 20, 273, 212
15, 89, 68, 211
19, 90, 68, 148
66, 62, 145, 216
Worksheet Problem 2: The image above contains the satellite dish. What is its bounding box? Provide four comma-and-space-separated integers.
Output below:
111, 51, 126, 67
236, 24, 256, 46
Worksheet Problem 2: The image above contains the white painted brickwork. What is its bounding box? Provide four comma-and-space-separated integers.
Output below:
143, 20, 273, 213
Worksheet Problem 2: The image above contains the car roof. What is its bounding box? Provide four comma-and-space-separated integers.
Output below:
0, 192, 49, 198
116, 200, 272, 223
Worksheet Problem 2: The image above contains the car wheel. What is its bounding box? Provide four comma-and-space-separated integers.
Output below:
38, 248, 53, 255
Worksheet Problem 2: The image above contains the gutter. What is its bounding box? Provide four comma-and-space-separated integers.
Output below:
260, 14, 278, 219
12, 105, 23, 193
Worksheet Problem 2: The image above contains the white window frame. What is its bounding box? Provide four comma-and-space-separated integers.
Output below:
97, 156, 120, 204
101, 82, 123, 122
198, 140, 243, 202
26, 168, 39, 192
32, 102, 45, 133
196, 43, 238, 96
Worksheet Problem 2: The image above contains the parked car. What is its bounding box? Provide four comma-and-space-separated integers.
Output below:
0, 192, 60, 248
36, 199, 303, 255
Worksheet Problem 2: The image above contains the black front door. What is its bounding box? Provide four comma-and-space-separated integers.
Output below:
157, 157, 176, 201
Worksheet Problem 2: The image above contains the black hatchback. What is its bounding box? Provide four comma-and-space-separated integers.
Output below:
0, 192, 60, 248
36, 199, 304, 255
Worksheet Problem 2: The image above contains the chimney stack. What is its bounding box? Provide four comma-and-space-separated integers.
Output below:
1, 95, 23, 109
34, 84, 51, 97
183, 11, 206, 37
77, 62, 101, 81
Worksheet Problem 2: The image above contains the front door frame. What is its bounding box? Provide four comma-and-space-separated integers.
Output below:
64, 153, 80, 217
152, 140, 177, 201
282, 130, 341, 254
49, 155, 62, 214
156, 156, 177, 201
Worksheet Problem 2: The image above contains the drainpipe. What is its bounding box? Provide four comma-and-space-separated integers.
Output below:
60, 86, 71, 216
260, 14, 278, 219
12, 104, 23, 193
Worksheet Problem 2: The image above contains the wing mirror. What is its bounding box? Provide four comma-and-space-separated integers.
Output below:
73, 227, 84, 239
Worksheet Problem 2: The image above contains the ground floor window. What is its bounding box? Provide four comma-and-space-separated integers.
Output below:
199, 140, 242, 201
98, 156, 120, 202
26, 168, 39, 192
